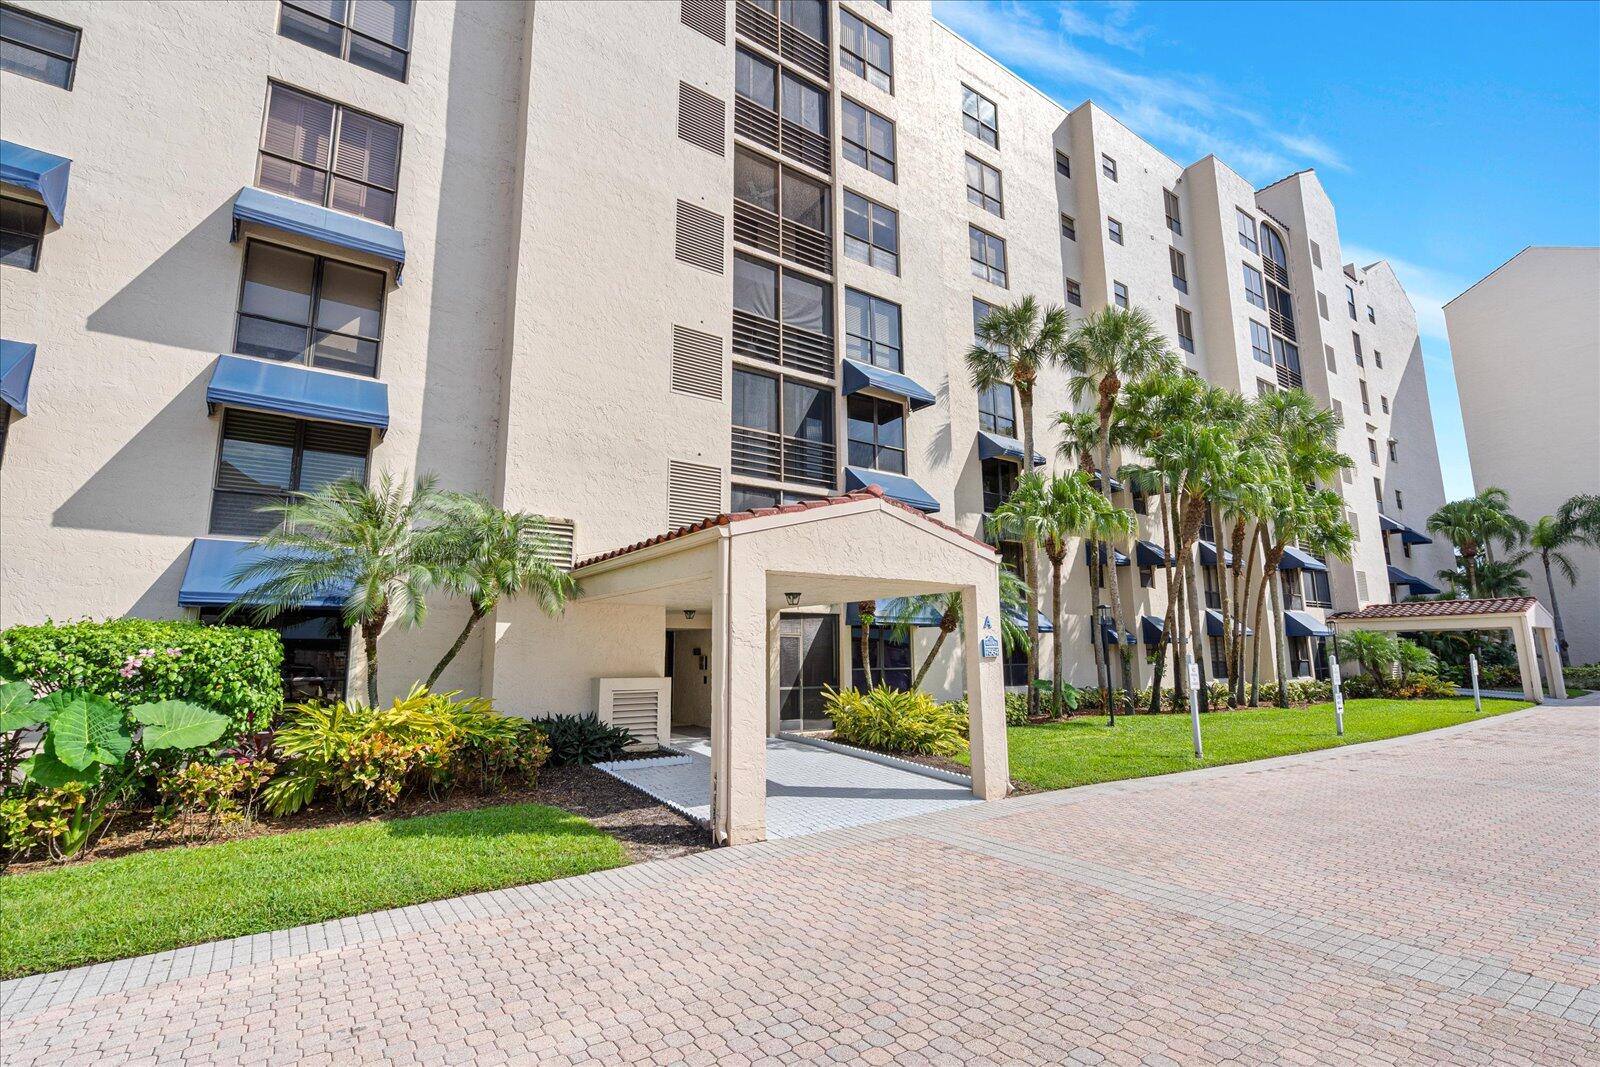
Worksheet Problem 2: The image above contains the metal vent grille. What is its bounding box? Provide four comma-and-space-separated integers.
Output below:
680, 0, 726, 44
675, 200, 724, 273
610, 688, 664, 747
677, 83, 726, 156
535, 518, 576, 571
1355, 570, 1370, 603
671, 325, 723, 399
668, 459, 724, 529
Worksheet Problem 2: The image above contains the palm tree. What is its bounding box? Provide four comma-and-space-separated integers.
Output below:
1427, 487, 1527, 597
1340, 629, 1397, 681
967, 295, 1071, 709
879, 569, 1031, 691
1063, 306, 1180, 717
1530, 506, 1589, 668
1394, 639, 1437, 681
1055, 409, 1111, 701
424, 495, 580, 688
228, 474, 449, 705
1473, 557, 1532, 598
856, 600, 876, 689
1557, 493, 1600, 548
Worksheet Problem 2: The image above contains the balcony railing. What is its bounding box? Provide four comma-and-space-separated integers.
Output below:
781, 217, 831, 273
1275, 362, 1303, 390
731, 310, 835, 379
731, 427, 836, 488
734, 0, 779, 52
1269, 306, 1297, 341
734, 99, 830, 172
734, 0, 830, 82
779, 117, 830, 172
780, 25, 829, 81
733, 98, 780, 152
733, 199, 831, 274
1262, 256, 1289, 287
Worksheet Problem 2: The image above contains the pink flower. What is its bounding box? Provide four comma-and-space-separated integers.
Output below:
119, 665, 137, 678
138, 648, 155, 657
165, 647, 181, 656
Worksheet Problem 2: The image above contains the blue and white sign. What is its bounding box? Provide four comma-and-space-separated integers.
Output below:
980, 635, 1000, 659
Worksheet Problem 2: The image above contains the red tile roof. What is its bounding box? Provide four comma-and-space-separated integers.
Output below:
575, 486, 997, 569
1329, 597, 1537, 621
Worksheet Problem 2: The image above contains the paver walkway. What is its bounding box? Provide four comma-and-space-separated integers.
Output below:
597, 735, 979, 838
4, 703, 1597, 1065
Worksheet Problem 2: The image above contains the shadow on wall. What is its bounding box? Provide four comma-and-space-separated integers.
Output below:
125, 547, 193, 621
51, 365, 216, 536
84, 201, 239, 353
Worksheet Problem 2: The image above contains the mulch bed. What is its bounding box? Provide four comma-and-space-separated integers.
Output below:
5, 762, 708, 876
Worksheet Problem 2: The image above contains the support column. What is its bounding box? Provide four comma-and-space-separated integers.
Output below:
961, 582, 1009, 801
710, 537, 770, 845
1537, 627, 1567, 699
1510, 620, 1544, 704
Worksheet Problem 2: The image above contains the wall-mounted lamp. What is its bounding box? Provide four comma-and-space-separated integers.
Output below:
683, 609, 696, 620
784, 591, 801, 606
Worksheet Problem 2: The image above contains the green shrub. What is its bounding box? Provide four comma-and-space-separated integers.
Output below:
1004, 693, 1029, 725
536, 713, 637, 767
1284, 679, 1333, 704
1567, 663, 1600, 689
0, 619, 283, 733
826, 685, 968, 758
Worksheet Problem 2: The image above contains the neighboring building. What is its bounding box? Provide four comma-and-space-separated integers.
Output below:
1446, 247, 1600, 665
1, 1, 1455, 725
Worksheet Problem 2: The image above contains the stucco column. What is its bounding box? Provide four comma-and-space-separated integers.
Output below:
1510, 620, 1544, 704
710, 539, 769, 845
1537, 626, 1567, 699
961, 582, 1008, 801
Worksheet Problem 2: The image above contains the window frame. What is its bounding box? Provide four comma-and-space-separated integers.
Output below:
961, 84, 998, 147
964, 153, 1003, 216
846, 392, 906, 474
843, 189, 899, 274
1112, 281, 1129, 309
208, 409, 372, 537
256, 81, 404, 226
1055, 151, 1070, 178
233, 238, 388, 377
1249, 320, 1273, 367
968, 224, 1007, 288
1346, 284, 1358, 320
0, 2, 80, 90
840, 96, 896, 181
0, 193, 46, 272
1100, 153, 1117, 181
977, 383, 1016, 439
1243, 263, 1266, 308
1175, 306, 1195, 354
844, 287, 901, 371
277, 0, 414, 82
1163, 189, 1182, 234
1065, 278, 1081, 307
838, 7, 892, 93
1236, 208, 1258, 254
1107, 216, 1123, 245
1170, 246, 1187, 293
1060, 213, 1076, 241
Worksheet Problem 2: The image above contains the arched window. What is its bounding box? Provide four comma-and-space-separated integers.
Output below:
1261, 224, 1290, 281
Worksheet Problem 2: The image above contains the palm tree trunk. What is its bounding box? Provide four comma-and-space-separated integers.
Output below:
1233, 521, 1257, 704
1250, 525, 1273, 706
1088, 547, 1109, 715
1268, 550, 1291, 707
1050, 553, 1064, 716
361, 608, 387, 706
856, 602, 875, 689
1463, 551, 1479, 598
1147, 483, 1174, 714
1183, 543, 1210, 713
426, 602, 488, 690
1215, 525, 1236, 707
1097, 436, 1134, 721
1168, 490, 1186, 709
1542, 552, 1571, 668
1019, 394, 1041, 713
912, 613, 956, 690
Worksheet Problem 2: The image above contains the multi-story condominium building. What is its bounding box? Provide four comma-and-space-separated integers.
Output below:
1, 1, 1455, 733
1447, 247, 1600, 665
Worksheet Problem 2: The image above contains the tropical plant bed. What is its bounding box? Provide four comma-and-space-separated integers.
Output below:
964, 697, 1531, 792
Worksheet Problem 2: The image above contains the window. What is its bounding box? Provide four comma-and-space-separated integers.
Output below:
0, 3, 79, 89
1164, 189, 1182, 235
1373, 477, 1383, 505
1170, 247, 1187, 293
961, 84, 998, 147
847, 394, 905, 473
733, 368, 834, 443
841, 98, 895, 181
1274, 337, 1301, 381
1107, 217, 1123, 245
1175, 307, 1194, 353
1112, 281, 1128, 309
1374, 350, 1383, 369
1100, 154, 1117, 181
236, 241, 386, 376
1332, 398, 1343, 422
1249, 321, 1272, 367
734, 253, 833, 343
853, 625, 911, 692
731, 484, 825, 511
1324, 343, 1337, 373
279, 0, 413, 81
210, 410, 370, 536
969, 225, 1006, 287
843, 190, 898, 273
965, 154, 1003, 215
1305, 567, 1332, 608
1060, 214, 1076, 240
1065, 278, 1081, 307
1395, 489, 1404, 511
0, 196, 45, 271
1140, 566, 1156, 588
978, 383, 1015, 438
1346, 285, 1358, 320
1310, 240, 1322, 268
1243, 263, 1266, 308
1380, 395, 1389, 414
1359, 379, 1371, 414
1368, 437, 1379, 464
1388, 439, 1398, 462
844, 288, 900, 370
982, 457, 1017, 512
1236, 209, 1258, 253
1317, 291, 1329, 320
1352, 331, 1363, 365
1367, 305, 1376, 323
839, 9, 892, 92
1256, 379, 1276, 397
1055, 151, 1070, 177
734, 149, 832, 271
258, 84, 402, 225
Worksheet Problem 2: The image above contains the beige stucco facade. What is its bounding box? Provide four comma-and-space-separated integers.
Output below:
2, 1, 1456, 736
1446, 247, 1600, 665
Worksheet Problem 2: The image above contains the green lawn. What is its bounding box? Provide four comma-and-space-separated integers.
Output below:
959, 697, 1531, 792
0, 803, 627, 979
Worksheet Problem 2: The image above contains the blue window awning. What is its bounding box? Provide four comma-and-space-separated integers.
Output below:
976, 430, 1046, 467
844, 466, 939, 513
1135, 539, 1166, 567
1198, 540, 1233, 567
1085, 543, 1131, 567
841, 358, 935, 411
0, 140, 70, 224
1388, 565, 1441, 596
1140, 614, 1164, 644
1005, 605, 1053, 634
1088, 469, 1123, 492
1204, 609, 1252, 637
178, 537, 351, 609
231, 186, 406, 280
206, 353, 389, 436
1096, 621, 1136, 646
1379, 513, 1433, 545
1278, 546, 1328, 572
848, 598, 944, 628
1, 339, 36, 416
1283, 610, 1333, 638
1378, 513, 1405, 533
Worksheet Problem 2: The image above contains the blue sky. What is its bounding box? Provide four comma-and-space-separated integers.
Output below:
931, 0, 1600, 500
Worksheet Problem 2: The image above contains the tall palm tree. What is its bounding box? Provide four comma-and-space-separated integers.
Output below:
967, 295, 1071, 709
1063, 306, 1180, 717
1557, 493, 1600, 548
856, 600, 876, 689
878, 568, 1031, 691
424, 495, 580, 688
1055, 409, 1111, 701
228, 474, 450, 705
1525, 515, 1580, 667
1427, 487, 1528, 597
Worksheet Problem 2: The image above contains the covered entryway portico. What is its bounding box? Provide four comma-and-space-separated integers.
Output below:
1329, 596, 1567, 703
573, 487, 1008, 845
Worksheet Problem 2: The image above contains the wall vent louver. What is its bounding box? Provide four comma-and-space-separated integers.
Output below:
680, 0, 726, 44
596, 678, 671, 751
534, 518, 576, 571
668, 459, 724, 530
671, 325, 724, 399
675, 200, 725, 274
677, 83, 726, 156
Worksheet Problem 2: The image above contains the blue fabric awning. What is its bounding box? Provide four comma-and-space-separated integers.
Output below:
0, 339, 36, 416
1085, 543, 1131, 567
1197, 540, 1233, 567
0, 140, 70, 224
976, 430, 1046, 467
1278, 546, 1328, 572
178, 537, 351, 608
848, 598, 944, 628
1388, 565, 1441, 596
841, 358, 935, 411
207, 354, 389, 436
231, 186, 406, 280
1283, 610, 1332, 638
1005, 605, 1053, 634
1378, 513, 1405, 533
1135, 540, 1166, 567
1097, 621, 1136, 646
1089, 470, 1124, 492
1379, 513, 1433, 545
1203, 609, 1252, 637
1141, 614, 1164, 644
844, 466, 939, 512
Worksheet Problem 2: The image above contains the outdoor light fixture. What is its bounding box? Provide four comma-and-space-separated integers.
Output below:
683, 609, 695, 620
784, 591, 801, 606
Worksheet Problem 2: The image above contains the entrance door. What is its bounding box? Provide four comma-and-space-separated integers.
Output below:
779, 613, 838, 732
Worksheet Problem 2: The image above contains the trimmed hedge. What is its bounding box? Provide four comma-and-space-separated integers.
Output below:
0, 619, 283, 732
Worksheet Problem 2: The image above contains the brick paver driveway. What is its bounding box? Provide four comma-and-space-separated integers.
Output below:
5, 704, 1597, 1065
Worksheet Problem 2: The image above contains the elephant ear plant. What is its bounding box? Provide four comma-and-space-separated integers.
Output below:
0, 680, 230, 861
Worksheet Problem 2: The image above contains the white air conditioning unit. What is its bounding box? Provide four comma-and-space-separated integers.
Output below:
595, 677, 671, 751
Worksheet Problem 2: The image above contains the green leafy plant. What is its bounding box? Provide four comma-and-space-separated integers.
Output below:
536, 713, 637, 767
159, 757, 277, 841
825, 685, 968, 758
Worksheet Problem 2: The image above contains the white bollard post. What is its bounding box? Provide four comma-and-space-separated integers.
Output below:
1328, 648, 1344, 737
1469, 653, 1482, 714
1186, 653, 1203, 759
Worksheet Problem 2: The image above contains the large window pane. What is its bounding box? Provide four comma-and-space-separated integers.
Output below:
781, 0, 827, 42
216, 411, 297, 494
237, 317, 311, 363
264, 86, 334, 168
241, 244, 316, 324
784, 381, 832, 441
350, 0, 410, 46
781, 171, 827, 233
299, 422, 370, 491
315, 261, 383, 338
733, 369, 779, 431
781, 73, 827, 136
735, 48, 776, 109
0, 5, 79, 89
733, 254, 778, 318
734, 150, 778, 211
782, 271, 830, 335
335, 110, 400, 188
